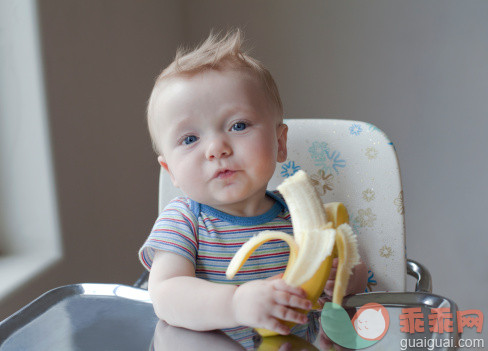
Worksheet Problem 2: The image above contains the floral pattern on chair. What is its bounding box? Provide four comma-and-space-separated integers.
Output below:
268, 119, 406, 292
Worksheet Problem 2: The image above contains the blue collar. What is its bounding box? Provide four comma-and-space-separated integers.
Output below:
189, 191, 288, 225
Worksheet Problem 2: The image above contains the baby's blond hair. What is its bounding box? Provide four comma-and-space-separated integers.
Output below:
147, 29, 283, 155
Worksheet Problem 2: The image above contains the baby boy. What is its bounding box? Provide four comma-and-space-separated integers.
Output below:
139, 29, 367, 344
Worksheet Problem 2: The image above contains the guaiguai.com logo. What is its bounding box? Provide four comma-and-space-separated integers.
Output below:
321, 302, 390, 349
321, 302, 484, 350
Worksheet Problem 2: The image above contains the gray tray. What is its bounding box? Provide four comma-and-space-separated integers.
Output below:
337, 292, 461, 350
0, 284, 463, 350
253, 292, 462, 350
0, 284, 158, 351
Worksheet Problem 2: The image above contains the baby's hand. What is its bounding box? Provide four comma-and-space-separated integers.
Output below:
323, 258, 339, 297
324, 258, 368, 299
231, 279, 312, 335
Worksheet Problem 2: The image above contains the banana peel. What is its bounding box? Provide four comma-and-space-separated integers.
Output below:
324, 202, 349, 228
324, 202, 360, 305
331, 224, 359, 305
257, 334, 320, 351
226, 170, 360, 336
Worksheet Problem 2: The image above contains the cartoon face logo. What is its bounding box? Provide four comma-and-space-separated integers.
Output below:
321, 302, 390, 349
352, 303, 389, 341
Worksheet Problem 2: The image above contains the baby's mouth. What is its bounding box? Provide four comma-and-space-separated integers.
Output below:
214, 169, 236, 179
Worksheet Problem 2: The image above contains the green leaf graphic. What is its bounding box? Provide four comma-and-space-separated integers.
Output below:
321, 302, 379, 349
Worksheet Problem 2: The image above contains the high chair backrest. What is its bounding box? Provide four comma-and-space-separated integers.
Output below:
158, 119, 406, 292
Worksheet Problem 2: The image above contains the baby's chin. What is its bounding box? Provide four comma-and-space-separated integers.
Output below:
198, 194, 252, 208
182, 191, 242, 207
192, 189, 269, 212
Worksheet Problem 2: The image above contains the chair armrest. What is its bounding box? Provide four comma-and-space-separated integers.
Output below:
407, 259, 432, 293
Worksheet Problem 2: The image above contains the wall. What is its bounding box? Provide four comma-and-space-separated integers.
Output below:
181, 0, 488, 322
0, 0, 184, 320
0, 0, 62, 300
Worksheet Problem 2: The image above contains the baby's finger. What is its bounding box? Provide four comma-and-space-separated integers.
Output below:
317, 294, 330, 307
263, 317, 291, 335
324, 280, 335, 296
272, 305, 309, 325
328, 267, 337, 279
274, 291, 313, 310
272, 279, 307, 297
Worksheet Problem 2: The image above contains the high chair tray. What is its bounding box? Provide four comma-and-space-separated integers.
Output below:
0, 283, 158, 351
0, 284, 463, 351
338, 291, 461, 351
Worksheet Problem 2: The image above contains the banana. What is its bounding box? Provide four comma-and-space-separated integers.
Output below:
226, 170, 360, 336
277, 170, 329, 246
225, 231, 300, 280
257, 334, 320, 351
323, 202, 360, 304
324, 202, 349, 228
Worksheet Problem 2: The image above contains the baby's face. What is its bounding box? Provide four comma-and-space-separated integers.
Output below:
154, 68, 287, 214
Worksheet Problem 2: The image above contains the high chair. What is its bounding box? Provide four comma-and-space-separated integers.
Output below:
141, 118, 463, 350
0, 119, 463, 351
150, 118, 429, 294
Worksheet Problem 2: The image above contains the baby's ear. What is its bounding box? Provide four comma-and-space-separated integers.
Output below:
277, 123, 288, 162
158, 156, 178, 188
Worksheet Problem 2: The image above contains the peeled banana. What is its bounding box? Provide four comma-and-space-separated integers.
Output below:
323, 202, 360, 305
226, 170, 360, 336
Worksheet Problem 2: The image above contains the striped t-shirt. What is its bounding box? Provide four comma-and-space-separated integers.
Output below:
139, 191, 293, 283
138, 191, 315, 349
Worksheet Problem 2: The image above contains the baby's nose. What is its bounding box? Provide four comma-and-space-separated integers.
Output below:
206, 139, 232, 160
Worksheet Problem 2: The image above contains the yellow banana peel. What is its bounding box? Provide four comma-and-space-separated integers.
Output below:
257, 334, 320, 351
226, 170, 360, 336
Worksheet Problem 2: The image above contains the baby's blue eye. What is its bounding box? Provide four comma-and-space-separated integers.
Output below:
231, 122, 247, 131
183, 135, 198, 145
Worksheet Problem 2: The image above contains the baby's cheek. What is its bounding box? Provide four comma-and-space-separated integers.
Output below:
173, 165, 203, 195
261, 166, 279, 188
258, 138, 279, 160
